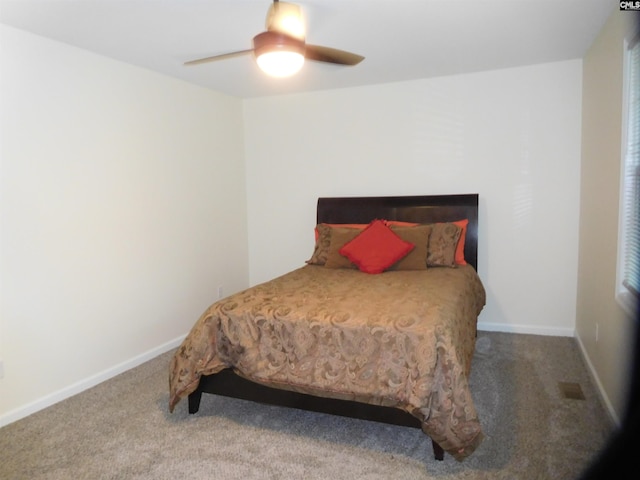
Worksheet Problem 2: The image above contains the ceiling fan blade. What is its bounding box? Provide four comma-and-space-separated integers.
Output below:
304, 45, 364, 66
184, 49, 253, 66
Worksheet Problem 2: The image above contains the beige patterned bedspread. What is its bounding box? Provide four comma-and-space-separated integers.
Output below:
169, 264, 486, 461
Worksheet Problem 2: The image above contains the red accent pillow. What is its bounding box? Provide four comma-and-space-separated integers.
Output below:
339, 220, 415, 274
452, 219, 468, 265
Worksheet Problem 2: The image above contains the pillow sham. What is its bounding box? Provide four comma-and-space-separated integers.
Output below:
339, 220, 415, 274
306, 224, 333, 265
313, 220, 419, 241
324, 227, 363, 269
452, 219, 469, 265
388, 224, 432, 270
308, 219, 468, 267
427, 222, 462, 267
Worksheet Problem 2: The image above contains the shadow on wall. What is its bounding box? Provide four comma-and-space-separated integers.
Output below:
579, 314, 640, 479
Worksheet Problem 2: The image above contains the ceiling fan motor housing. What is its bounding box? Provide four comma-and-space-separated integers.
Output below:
252, 31, 306, 58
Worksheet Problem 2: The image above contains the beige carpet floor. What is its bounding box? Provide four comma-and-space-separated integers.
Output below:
0, 331, 617, 479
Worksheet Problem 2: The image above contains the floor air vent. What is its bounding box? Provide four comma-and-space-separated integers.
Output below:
558, 382, 586, 400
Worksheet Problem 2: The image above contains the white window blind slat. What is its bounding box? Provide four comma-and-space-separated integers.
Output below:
621, 36, 640, 298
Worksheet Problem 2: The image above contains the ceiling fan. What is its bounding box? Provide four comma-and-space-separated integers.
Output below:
184, 0, 364, 77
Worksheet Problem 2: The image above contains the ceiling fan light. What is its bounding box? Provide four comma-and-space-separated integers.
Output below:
256, 50, 305, 77
253, 31, 306, 77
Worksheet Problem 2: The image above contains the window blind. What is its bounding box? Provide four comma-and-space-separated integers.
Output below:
622, 35, 640, 298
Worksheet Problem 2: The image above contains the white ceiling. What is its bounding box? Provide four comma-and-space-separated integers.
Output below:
0, 0, 615, 99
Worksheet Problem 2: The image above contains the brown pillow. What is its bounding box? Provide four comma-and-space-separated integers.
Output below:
306, 224, 332, 265
324, 227, 362, 269
427, 222, 462, 267
388, 224, 432, 270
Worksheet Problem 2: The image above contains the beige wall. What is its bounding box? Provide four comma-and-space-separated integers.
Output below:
0, 26, 249, 425
576, 10, 639, 422
244, 61, 583, 338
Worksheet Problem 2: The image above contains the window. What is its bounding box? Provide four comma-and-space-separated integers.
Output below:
618, 33, 640, 316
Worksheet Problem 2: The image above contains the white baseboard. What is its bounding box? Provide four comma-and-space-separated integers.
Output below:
478, 321, 575, 337
574, 334, 620, 426
0, 334, 186, 428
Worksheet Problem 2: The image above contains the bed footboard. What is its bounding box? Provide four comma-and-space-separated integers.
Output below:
188, 369, 446, 461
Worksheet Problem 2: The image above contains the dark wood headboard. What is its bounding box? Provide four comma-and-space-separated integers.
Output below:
316, 194, 479, 270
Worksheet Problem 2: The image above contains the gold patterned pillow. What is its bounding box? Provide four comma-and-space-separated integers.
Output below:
388, 224, 432, 270
306, 224, 333, 265
324, 227, 362, 269
427, 222, 462, 267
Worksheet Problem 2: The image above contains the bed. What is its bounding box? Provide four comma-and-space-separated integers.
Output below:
169, 194, 486, 462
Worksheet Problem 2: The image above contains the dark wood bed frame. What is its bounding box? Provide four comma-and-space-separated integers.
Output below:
187, 194, 479, 461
